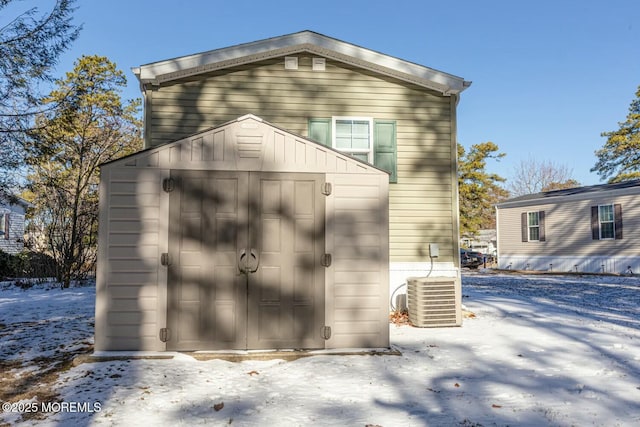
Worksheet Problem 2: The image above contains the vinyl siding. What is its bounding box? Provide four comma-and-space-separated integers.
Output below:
0, 202, 26, 255
145, 55, 457, 264
497, 191, 640, 266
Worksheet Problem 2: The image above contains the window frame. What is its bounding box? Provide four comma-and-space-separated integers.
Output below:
331, 116, 374, 163
527, 211, 540, 242
598, 204, 615, 240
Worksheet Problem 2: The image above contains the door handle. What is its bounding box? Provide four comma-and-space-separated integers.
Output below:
248, 249, 259, 273
239, 249, 248, 274
239, 249, 260, 274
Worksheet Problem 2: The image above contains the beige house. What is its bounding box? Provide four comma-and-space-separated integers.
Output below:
133, 30, 470, 284
96, 31, 470, 351
496, 180, 640, 273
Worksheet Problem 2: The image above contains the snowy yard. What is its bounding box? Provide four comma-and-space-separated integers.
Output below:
1, 271, 639, 426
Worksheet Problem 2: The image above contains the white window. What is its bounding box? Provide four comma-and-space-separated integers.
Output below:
528, 211, 540, 241
598, 204, 615, 239
332, 117, 373, 163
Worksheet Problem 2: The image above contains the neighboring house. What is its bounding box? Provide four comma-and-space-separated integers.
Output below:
460, 229, 497, 256
495, 180, 640, 273
0, 194, 28, 255
96, 31, 470, 352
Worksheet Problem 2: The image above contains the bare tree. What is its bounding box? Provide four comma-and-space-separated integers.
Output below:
508, 157, 579, 196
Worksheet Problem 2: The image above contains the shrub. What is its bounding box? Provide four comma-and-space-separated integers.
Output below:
0, 249, 57, 279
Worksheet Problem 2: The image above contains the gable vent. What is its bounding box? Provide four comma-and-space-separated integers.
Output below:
236, 135, 263, 158
284, 56, 298, 70
407, 277, 461, 327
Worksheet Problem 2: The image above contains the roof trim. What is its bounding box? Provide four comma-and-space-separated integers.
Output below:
496, 179, 640, 209
132, 31, 470, 95
0, 193, 31, 208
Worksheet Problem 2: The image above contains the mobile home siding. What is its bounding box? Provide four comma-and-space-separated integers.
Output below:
497, 191, 640, 273
144, 56, 456, 264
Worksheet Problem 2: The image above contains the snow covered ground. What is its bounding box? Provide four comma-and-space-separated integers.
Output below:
1, 271, 639, 426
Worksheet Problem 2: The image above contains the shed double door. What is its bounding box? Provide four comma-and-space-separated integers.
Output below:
167, 170, 325, 351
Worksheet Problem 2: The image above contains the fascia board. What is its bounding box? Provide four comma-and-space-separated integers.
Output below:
133, 31, 470, 95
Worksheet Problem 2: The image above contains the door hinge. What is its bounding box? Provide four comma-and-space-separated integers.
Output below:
159, 328, 170, 342
162, 177, 175, 192
160, 252, 171, 266
321, 253, 332, 267
321, 182, 332, 196
322, 326, 332, 340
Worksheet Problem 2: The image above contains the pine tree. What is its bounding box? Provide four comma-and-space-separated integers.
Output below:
458, 142, 508, 237
26, 55, 142, 287
592, 85, 640, 183
0, 0, 80, 188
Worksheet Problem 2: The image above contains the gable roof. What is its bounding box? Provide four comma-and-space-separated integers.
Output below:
0, 192, 30, 209
496, 179, 640, 208
132, 30, 471, 96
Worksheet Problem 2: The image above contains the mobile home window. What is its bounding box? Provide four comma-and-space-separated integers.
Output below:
521, 210, 545, 242
528, 212, 540, 241
332, 117, 373, 163
308, 117, 397, 182
598, 204, 615, 239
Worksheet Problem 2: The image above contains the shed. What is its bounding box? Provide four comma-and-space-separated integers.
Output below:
96, 114, 390, 351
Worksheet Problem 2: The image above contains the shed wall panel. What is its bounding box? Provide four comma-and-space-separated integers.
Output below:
325, 173, 389, 348
96, 167, 167, 351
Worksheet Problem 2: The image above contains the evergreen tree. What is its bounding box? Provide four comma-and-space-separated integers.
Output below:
0, 0, 80, 188
541, 179, 581, 192
592, 85, 640, 183
26, 55, 142, 287
458, 142, 508, 237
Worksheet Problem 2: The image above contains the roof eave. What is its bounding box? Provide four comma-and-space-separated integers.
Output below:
496, 181, 640, 209
133, 31, 470, 96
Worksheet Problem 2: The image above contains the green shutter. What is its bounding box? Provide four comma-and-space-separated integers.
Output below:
308, 118, 331, 146
374, 120, 397, 183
